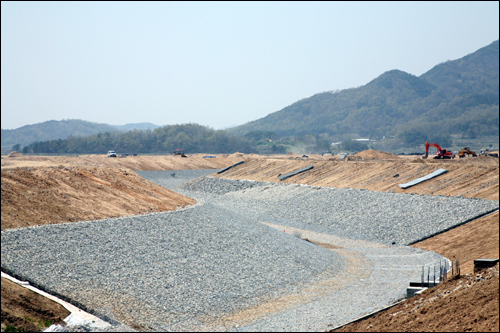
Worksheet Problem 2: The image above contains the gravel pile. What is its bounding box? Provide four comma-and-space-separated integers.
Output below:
2, 170, 497, 331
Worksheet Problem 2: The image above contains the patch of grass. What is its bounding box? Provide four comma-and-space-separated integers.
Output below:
23, 316, 33, 322
44, 319, 53, 327
4, 324, 18, 332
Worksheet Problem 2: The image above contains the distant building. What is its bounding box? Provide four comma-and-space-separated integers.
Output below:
353, 138, 376, 142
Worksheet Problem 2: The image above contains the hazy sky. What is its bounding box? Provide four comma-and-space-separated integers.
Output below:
2, 1, 499, 130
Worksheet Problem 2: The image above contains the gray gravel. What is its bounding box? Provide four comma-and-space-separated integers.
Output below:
2, 169, 498, 332
174, 174, 499, 246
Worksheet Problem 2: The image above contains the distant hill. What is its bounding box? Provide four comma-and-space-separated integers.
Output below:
111, 122, 160, 132
1, 120, 160, 147
228, 40, 499, 147
1, 119, 117, 147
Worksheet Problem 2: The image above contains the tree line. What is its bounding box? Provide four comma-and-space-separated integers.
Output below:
21, 123, 255, 154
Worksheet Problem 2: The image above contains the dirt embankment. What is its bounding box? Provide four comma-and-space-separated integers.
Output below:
1, 278, 70, 332
214, 156, 499, 200
354, 148, 399, 159
1, 153, 251, 231
332, 264, 499, 333
1, 164, 196, 230
1, 153, 253, 171
412, 211, 499, 275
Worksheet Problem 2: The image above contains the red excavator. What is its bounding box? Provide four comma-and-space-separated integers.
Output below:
424, 142, 454, 159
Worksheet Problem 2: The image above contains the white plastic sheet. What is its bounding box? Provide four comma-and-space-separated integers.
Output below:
399, 169, 449, 189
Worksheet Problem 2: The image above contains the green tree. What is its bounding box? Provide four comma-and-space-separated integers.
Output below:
341, 140, 368, 152
428, 134, 452, 147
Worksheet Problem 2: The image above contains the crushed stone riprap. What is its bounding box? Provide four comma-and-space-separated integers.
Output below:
175, 175, 499, 246
2, 170, 498, 331
1, 202, 343, 331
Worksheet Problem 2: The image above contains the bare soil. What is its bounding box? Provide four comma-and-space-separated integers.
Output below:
331, 264, 499, 332
1, 278, 70, 332
412, 212, 499, 276
1, 164, 196, 230
354, 149, 399, 160
213, 155, 499, 200
1, 153, 254, 171
1, 150, 499, 332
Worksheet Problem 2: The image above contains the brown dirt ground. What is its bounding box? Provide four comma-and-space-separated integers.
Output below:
1, 153, 254, 171
1, 164, 196, 230
354, 149, 399, 159
412, 212, 499, 276
1, 151, 499, 332
213, 154, 499, 200
331, 264, 499, 332
1, 278, 70, 332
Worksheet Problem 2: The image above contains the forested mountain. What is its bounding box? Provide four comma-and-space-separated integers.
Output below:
1, 120, 160, 147
22, 123, 254, 154
1, 120, 117, 147
228, 40, 499, 147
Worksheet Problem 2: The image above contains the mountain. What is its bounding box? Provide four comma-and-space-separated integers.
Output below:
1, 119, 117, 147
111, 122, 160, 131
420, 40, 499, 99
228, 40, 499, 147
1, 120, 160, 148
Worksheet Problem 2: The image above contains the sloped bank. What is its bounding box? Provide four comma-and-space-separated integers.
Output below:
1, 201, 343, 331
212, 158, 499, 200
179, 176, 499, 246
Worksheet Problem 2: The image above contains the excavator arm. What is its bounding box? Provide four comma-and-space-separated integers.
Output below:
425, 141, 454, 159
424, 142, 442, 159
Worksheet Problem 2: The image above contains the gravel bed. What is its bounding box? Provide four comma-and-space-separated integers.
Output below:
2, 193, 342, 331
2, 170, 497, 331
174, 175, 499, 246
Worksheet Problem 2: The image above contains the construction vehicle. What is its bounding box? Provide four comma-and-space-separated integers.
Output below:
480, 148, 499, 158
424, 142, 454, 159
457, 147, 477, 158
172, 149, 185, 156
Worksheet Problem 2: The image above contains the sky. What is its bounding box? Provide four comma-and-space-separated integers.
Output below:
1, 1, 499, 130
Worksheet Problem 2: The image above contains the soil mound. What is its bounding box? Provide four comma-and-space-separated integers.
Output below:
229, 152, 245, 158
354, 149, 398, 160
456, 155, 499, 165
7, 151, 23, 158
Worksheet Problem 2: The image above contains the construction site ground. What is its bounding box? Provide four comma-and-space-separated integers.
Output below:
1, 151, 498, 332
